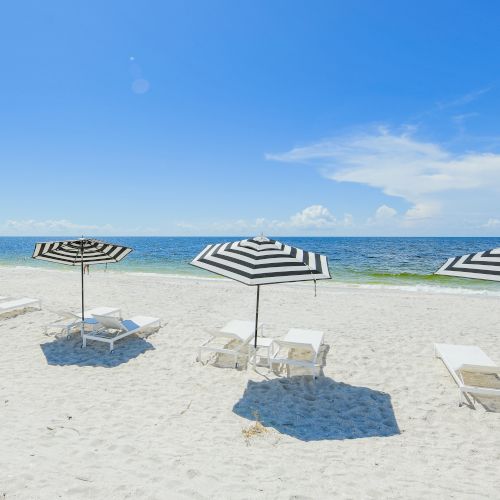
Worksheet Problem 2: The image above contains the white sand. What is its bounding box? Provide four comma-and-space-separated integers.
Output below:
0, 266, 499, 499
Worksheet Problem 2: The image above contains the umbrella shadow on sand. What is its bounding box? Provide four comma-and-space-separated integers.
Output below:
233, 375, 400, 442
40, 335, 155, 368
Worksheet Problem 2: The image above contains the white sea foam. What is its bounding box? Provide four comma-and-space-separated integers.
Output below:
2, 264, 500, 297
355, 282, 500, 297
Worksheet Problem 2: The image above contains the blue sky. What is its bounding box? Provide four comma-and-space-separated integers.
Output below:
1, 1, 500, 236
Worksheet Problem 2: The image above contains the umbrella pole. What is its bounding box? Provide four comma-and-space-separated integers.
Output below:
254, 285, 260, 348
80, 240, 85, 338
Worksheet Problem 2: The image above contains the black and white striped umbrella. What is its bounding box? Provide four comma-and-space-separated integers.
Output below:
435, 248, 500, 282
33, 239, 132, 266
32, 238, 132, 333
191, 236, 331, 347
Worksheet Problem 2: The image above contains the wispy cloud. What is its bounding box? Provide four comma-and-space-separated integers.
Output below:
436, 86, 493, 110
482, 218, 500, 228
175, 221, 197, 230
409, 85, 494, 125
451, 112, 480, 136
1, 219, 114, 236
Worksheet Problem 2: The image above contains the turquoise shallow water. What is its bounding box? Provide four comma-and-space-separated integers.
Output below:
1, 236, 500, 292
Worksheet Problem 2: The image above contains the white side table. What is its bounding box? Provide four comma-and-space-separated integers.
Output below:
250, 337, 273, 369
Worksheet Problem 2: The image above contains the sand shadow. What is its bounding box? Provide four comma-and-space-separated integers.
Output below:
233, 376, 400, 441
40, 335, 155, 368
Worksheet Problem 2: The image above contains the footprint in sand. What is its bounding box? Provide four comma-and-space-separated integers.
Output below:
186, 469, 200, 479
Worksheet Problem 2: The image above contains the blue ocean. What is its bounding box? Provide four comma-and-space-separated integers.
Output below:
1, 236, 500, 292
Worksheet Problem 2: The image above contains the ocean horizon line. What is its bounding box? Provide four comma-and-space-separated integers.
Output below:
1, 235, 499, 239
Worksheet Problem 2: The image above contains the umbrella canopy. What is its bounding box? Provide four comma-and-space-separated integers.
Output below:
33, 239, 132, 266
191, 236, 331, 347
191, 236, 331, 285
32, 238, 132, 333
435, 248, 500, 282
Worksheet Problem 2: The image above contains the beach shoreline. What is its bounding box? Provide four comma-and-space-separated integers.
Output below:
3, 263, 500, 298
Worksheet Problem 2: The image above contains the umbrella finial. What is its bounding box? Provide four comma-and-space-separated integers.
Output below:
255, 233, 269, 243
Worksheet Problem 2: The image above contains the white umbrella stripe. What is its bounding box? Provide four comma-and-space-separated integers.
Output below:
436, 248, 500, 282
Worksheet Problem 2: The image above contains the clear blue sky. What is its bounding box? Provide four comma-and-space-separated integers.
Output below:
1, 1, 500, 236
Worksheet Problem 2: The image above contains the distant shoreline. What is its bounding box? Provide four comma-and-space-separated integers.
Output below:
2, 235, 500, 293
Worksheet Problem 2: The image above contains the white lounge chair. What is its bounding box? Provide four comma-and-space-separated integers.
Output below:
44, 307, 122, 338
0, 297, 41, 316
435, 343, 500, 407
83, 314, 161, 352
269, 328, 325, 378
197, 320, 264, 369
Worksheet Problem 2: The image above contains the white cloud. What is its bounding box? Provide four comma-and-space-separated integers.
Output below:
2, 219, 114, 236
482, 218, 500, 228
267, 127, 500, 223
202, 205, 352, 235
404, 201, 441, 220
366, 204, 398, 226
374, 204, 397, 220
290, 205, 344, 228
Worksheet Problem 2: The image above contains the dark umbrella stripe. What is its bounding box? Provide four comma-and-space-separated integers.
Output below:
223, 243, 299, 260
194, 259, 329, 282
32, 239, 132, 266
218, 241, 298, 260
210, 247, 306, 268
203, 247, 324, 271
435, 248, 500, 282
209, 241, 324, 271
191, 237, 331, 285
